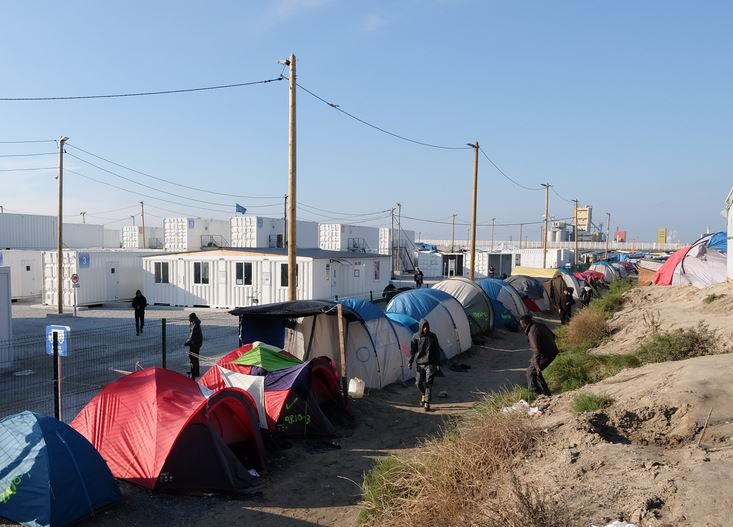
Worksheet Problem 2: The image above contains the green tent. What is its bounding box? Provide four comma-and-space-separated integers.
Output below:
232, 342, 303, 372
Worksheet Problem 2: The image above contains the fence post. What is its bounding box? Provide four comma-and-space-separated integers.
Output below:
161, 318, 167, 369
52, 331, 61, 420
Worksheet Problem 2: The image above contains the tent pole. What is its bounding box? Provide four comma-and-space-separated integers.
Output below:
304, 316, 317, 361
337, 304, 348, 405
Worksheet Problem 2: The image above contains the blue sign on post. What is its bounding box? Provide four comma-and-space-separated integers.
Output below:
46, 325, 70, 357
78, 252, 90, 268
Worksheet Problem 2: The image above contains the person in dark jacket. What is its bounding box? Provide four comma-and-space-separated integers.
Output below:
408, 319, 441, 411
184, 313, 203, 378
131, 290, 148, 336
414, 267, 424, 288
559, 287, 576, 324
520, 314, 559, 396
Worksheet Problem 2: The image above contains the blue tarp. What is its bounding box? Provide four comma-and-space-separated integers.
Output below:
385, 312, 419, 333
0, 411, 120, 527
338, 298, 384, 322
476, 279, 518, 330
707, 232, 727, 253
386, 289, 443, 323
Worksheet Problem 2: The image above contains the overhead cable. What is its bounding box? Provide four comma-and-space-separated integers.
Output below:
0, 139, 56, 144
66, 143, 282, 199
0, 77, 284, 101
0, 152, 56, 158
477, 146, 543, 191
0, 166, 56, 171
550, 186, 574, 203
295, 81, 472, 151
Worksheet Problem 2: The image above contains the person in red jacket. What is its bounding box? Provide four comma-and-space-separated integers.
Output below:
520, 314, 559, 396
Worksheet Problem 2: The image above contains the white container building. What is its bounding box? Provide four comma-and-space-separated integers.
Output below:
0, 213, 120, 249
164, 217, 231, 251
230, 216, 283, 248
466, 251, 515, 278
42, 249, 156, 307
516, 248, 574, 269
143, 248, 391, 309
0, 250, 44, 299
378, 227, 416, 255
295, 220, 319, 249
122, 226, 164, 249
0, 267, 11, 343
104, 229, 121, 248
319, 224, 379, 253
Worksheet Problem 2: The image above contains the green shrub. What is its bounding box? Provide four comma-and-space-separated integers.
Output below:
703, 293, 724, 304
635, 322, 723, 363
591, 278, 634, 314
544, 351, 639, 392
572, 393, 614, 413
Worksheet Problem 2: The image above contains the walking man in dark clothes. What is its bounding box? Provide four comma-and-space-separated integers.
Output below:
559, 287, 576, 324
184, 313, 203, 379
408, 319, 441, 411
414, 267, 424, 288
131, 290, 148, 336
520, 314, 559, 396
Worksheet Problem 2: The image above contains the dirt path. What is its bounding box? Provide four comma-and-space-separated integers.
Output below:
76, 326, 535, 527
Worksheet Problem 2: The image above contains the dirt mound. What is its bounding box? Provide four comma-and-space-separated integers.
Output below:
520, 354, 733, 526
593, 282, 733, 356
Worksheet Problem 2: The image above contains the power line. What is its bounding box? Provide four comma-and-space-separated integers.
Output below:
0, 166, 56, 171
477, 146, 543, 192
401, 213, 567, 228
66, 143, 282, 199
295, 81, 472, 151
550, 186, 573, 203
0, 77, 284, 101
66, 152, 282, 209
0, 152, 56, 158
0, 139, 56, 144
299, 201, 392, 218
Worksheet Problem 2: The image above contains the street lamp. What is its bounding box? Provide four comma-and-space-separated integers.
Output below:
80, 211, 87, 224
490, 217, 496, 252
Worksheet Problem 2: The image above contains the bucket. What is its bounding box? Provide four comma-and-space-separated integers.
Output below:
348, 377, 365, 399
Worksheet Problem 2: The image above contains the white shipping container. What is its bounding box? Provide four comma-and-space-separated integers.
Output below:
143, 249, 390, 308
122, 226, 163, 249
0, 213, 56, 249
466, 252, 514, 278
295, 220, 319, 249
417, 252, 444, 278
230, 216, 283, 248
164, 217, 230, 251
0, 250, 44, 299
0, 267, 11, 343
104, 229, 121, 248
379, 227, 416, 255
42, 249, 155, 307
319, 224, 379, 253
63, 223, 105, 248
516, 248, 574, 269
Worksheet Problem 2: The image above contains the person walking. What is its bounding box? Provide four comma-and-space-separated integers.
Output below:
489, 265, 496, 278
184, 313, 203, 379
131, 290, 148, 336
414, 267, 424, 288
408, 319, 441, 411
580, 285, 593, 308
519, 314, 558, 396
559, 287, 576, 324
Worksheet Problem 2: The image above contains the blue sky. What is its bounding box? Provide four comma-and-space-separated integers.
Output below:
1, 0, 730, 244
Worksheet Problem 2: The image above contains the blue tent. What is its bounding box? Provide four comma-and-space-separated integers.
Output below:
476, 279, 528, 330
707, 231, 727, 253
0, 411, 120, 527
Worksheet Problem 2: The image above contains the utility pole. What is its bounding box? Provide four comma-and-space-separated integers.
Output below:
490, 217, 496, 252
390, 207, 395, 277
0, 206, 3, 213
605, 212, 611, 259
519, 223, 523, 249
541, 183, 550, 269
278, 54, 297, 301
130, 215, 135, 226
451, 213, 457, 252
396, 202, 402, 275
140, 201, 146, 249
468, 142, 479, 280
572, 199, 579, 267
56, 136, 69, 314
283, 194, 288, 248
80, 211, 86, 224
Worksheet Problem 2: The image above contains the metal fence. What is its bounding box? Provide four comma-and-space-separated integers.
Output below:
0, 313, 240, 422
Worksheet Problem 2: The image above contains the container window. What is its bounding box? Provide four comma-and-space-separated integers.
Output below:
194, 262, 209, 284
280, 263, 298, 287
25, 266, 31, 272
235, 262, 253, 286
155, 262, 170, 284
373, 261, 380, 281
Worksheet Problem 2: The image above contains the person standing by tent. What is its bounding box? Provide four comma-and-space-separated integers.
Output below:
414, 267, 424, 288
408, 319, 441, 411
580, 285, 593, 308
519, 314, 558, 396
489, 265, 496, 278
184, 313, 203, 379
559, 287, 576, 324
131, 290, 148, 336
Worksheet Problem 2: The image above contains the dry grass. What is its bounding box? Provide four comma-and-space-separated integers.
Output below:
559, 307, 609, 350
359, 395, 574, 527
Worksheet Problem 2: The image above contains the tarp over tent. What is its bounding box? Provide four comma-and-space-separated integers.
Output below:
72, 368, 266, 493
588, 262, 620, 283
431, 277, 495, 336
0, 412, 121, 527
200, 345, 350, 439
504, 275, 551, 312
475, 278, 529, 330
386, 289, 472, 359
653, 232, 728, 288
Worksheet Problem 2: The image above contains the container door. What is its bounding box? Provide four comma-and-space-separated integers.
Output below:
21, 260, 36, 296
108, 261, 120, 300
217, 259, 227, 307
260, 263, 272, 305
176, 259, 186, 306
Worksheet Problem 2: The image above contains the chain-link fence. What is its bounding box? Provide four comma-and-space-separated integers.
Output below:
0, 313, 240, 422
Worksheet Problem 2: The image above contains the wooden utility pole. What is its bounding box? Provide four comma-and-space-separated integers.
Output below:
605, 212, 611, 259
572, 199, 579, 267
451, 213, 457, 252
283, 194, 288, 248
519, 223, 523, 249
140, 201, 146, 249
490, 217, 496, 252
396, 202, 402, 274
57, 136, 68, 314
337, 303, 348, 403
469, 142, 479, 280
283, 54, 297, 301
390, 207, 396, 277
541, 183, 550, 269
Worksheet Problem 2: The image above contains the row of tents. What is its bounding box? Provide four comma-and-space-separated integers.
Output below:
652, 232, 728, 288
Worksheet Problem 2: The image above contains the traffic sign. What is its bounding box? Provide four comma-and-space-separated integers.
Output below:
46, 325, 71, 357
71, 273, 79, 284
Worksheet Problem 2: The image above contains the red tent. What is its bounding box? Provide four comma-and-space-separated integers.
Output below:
652, 246, 691, 285
71, 368, 266, 493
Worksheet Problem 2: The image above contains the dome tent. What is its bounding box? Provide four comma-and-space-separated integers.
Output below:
504, 275, 551, 312
588, 262, 620, 283
386, 288, 472, 359
431, 277, 495, 336
475, 278, 529, 330
653, 232, 728, 288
